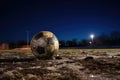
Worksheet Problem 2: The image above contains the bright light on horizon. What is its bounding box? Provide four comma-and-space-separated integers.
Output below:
90, 34, 95, 43
90, 34, 94, 39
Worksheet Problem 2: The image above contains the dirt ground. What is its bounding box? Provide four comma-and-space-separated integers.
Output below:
0, 51, 120, 80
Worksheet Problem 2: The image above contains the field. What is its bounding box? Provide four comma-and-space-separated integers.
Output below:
0, 49, 120, 80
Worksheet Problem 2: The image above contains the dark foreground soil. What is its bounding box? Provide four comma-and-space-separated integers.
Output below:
0, 52, 120, 80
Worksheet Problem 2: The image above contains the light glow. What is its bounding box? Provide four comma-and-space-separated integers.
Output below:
90, 34, 94, 39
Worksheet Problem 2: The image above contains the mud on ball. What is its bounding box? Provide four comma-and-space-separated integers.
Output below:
30, 31, 59, 59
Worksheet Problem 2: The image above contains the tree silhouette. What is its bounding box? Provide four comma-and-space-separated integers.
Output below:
59, 40, 66, 47
96, 33, 109, 46
17, 40, 27, 48
80, 39, 88, 46
110, 31, 120, 45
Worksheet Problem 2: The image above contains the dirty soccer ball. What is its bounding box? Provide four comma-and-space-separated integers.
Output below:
30, 31, 59, 59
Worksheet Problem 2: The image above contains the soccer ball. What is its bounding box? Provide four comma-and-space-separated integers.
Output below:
30, 31, 59, 59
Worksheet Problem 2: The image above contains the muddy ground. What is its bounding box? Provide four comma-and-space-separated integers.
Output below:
0, 52, 120, 80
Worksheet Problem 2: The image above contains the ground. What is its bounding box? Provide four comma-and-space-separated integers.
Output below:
0, 49, 120, 80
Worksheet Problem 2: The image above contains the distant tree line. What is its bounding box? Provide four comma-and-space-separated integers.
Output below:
9, 40, 28, 49
59, 31, 120, 47
8, 31, 120, 49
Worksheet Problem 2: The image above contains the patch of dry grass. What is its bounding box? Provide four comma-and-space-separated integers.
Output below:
0, 50, 32, 54
59, 49, 120, 54
0, 49, 120, 55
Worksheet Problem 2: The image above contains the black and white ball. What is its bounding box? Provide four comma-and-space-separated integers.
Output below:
30, 31, 59, 59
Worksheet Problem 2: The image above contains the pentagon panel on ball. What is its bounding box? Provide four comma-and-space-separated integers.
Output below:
30, 31, 59, 59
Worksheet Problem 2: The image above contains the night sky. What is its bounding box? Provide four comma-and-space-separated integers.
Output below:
0, 0, 120, 43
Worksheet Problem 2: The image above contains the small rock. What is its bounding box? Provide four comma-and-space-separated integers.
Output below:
55, 56, 62, 59
84, 56, 94, 61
